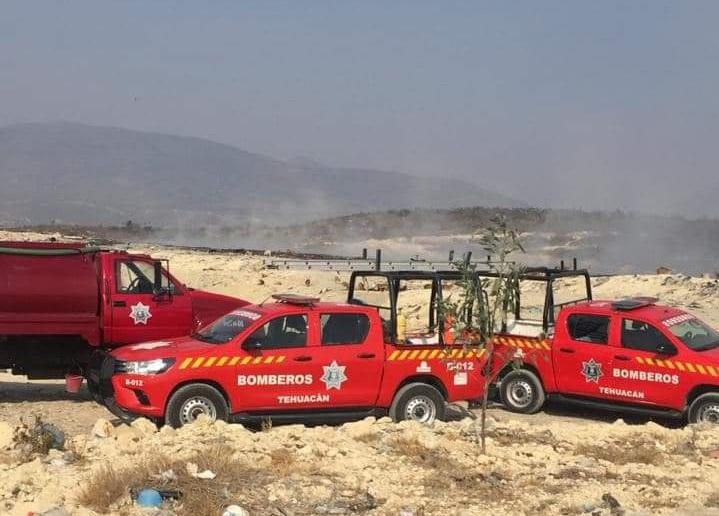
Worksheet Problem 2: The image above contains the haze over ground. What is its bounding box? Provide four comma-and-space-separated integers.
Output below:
2, 1, 719, 218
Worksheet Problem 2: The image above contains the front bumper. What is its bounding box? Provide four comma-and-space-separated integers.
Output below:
86, 350, 138, 423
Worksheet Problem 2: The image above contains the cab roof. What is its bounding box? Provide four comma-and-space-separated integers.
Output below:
243, 299, 376, 317
572, 298, 688, 323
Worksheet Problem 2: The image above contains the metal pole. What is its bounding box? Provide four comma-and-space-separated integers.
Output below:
375, 249, 382, 271
362, 248, 367, 259
448, 250, 454, 262
573, 257, 577, 271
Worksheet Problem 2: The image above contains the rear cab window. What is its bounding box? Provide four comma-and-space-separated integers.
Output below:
246, 314, 309, 349
321, 313, 370, 346
567, 314, 610, 344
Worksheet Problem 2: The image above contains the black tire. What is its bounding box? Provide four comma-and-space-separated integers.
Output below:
499, 369, 545, 414
166, 384, 229, 428
687, 393, 719, 424
389, 382, 446, 424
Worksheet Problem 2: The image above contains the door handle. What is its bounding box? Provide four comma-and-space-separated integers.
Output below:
293, 355, 312, 362
614, 355, 630, 361
113, 301, 127, 307
357, 353, 376, 359
559, 347, 575, 354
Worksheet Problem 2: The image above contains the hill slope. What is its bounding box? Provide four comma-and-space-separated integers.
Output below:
0, 122, 522, 225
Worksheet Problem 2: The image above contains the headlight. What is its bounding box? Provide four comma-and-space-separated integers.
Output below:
121, 358, 176, 375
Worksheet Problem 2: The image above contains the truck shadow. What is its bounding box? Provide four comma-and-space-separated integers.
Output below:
0, 381, 93, 403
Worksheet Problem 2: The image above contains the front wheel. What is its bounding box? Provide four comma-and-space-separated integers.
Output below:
499, 369, 545, 414
166, 384, 229, 428
688, 393, 719, 424
389, 383, 446, 424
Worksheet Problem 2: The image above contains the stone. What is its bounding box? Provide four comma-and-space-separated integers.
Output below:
131, 417, 158, 436
91, 419, 114, 438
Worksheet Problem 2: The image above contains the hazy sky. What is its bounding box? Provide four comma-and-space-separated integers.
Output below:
2, 1, 718, 213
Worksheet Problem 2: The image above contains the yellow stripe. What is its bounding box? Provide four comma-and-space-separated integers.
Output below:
696, 364, 707, 375
409, 350, 420, 360
429, 349, 440, 359
191, 357, 205, 368
216, 356, 228, 367
399, 350, 410, 361
264, 356, 275, 364
664, 360, 675, 369
675, 361, 685, 371
276, 355, 285, 363
686, 363, 696, 373
241, 356, 252, 365
389, 350, 401, 361
707, 366, 718, 377
477, 348, 486, 357
229, 356, 240, 366
252, 356, 263, 364
542, 341, 551, 350
452, 349, 462, 358
636, 356, 645, 365
419, 350, 430, 360
203, 357, 217, 367
655, 359, 665, 368
644, 357, 655, 366
179, 357, 193, 370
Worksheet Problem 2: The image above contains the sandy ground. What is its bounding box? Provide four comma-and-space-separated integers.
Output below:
2, 230, 719, 515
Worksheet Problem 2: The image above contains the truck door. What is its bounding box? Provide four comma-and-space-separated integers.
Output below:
234, 313, 318, 410
313, 311, 383, 407
611, 318, 682, 407
108, 258, 193, 345
554, 313, 618, 398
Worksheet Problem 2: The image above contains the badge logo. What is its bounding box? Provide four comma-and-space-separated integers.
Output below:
581, 358, 603, 383
321, 361, 347, 390
129, 302, 152, 325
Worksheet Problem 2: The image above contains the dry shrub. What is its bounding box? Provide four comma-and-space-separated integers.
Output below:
12, 416, 64, 463
574, 441, 663, 466
269, 447, 295, 476
706, 492, 719, 508
77, 444, 270, 516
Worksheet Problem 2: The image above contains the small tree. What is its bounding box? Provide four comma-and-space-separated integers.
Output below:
438, 215, 525, 453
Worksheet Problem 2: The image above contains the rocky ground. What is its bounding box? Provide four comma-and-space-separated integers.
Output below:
2, 230, 719, 515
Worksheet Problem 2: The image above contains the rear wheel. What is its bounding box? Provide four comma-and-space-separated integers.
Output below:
688, 393, 719, 424
389, 383, 446, 424
166, 384, 229, 428
499, 369, 545, 414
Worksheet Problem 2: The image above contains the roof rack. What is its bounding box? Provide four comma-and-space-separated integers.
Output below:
271, 294, 320, 306
612, 297, 658, 311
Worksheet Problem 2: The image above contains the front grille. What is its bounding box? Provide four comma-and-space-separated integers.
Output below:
114, 360, 130, 374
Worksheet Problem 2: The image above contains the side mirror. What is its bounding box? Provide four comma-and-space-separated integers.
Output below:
153, 261, 163, 293
656, 341, 677, 356
242, 337, 263, 350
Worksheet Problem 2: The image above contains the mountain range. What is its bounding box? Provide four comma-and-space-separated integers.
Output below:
0, 122, 522, 226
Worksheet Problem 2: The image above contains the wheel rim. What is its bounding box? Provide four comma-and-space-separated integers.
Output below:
404, 395, 437, 423
507, 379, 534, 409
697, 403, 719, 423
179, 396, 217, 425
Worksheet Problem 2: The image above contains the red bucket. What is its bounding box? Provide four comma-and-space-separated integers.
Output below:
65, 374, 84, 394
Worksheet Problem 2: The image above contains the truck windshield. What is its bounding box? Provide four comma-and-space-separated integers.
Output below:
194, 310, 261, 344
665, 316, 719, 351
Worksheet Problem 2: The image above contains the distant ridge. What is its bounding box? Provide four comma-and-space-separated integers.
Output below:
0, 122, 523, 226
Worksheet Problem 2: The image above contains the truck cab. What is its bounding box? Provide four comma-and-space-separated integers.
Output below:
0, 241, 247, 380
497, 297, 719, 424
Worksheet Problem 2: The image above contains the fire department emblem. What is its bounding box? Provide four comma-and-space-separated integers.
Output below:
129, 302, 152, 325
321, 361, 347, 390
581, 358, 603, 383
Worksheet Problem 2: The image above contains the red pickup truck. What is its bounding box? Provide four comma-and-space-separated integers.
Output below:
0, 241, 247, 383
494, 297, 719, 424
100, 294, 484, 427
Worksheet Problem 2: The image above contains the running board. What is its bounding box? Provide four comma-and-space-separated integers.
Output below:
548, 394, 684, 419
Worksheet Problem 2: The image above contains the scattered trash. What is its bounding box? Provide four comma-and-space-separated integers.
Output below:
13, 417, 65, 461
135, 488, 163, 508
186, 462, 216, 479
27, 507, 70, 516
222, 505, 250, 516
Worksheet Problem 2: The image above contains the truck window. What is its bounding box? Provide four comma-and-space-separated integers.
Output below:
622, 319, 674, 353
567, 314, 609, 344
321, 313, 370, 346
117, 260, 172, 294
246, 315, 308, 349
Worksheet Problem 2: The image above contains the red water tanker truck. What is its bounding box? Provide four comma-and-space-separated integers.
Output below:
0, 241, 248, 385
